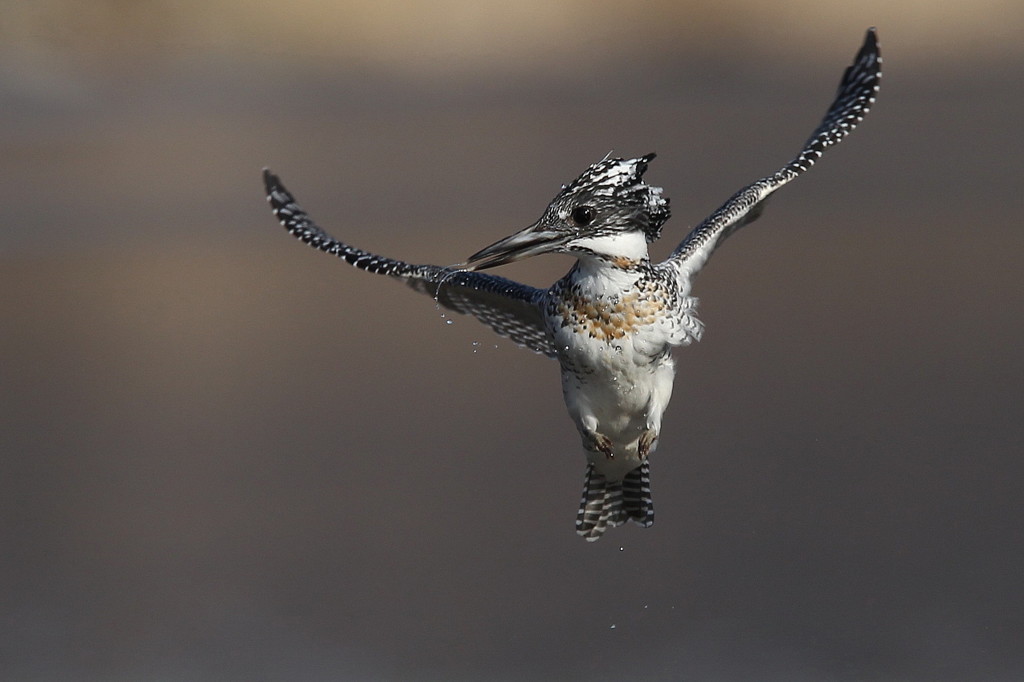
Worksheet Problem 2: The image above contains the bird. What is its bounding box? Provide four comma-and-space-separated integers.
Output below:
263, 29, 881, 541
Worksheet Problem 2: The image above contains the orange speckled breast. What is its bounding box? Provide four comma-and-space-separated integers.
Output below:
556, 290, 666, 341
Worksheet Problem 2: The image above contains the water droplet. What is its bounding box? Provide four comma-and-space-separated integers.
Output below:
445, 319, 454, 325
609, 624, 616, 629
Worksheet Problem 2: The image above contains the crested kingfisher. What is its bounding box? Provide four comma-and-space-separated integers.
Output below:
263, 29, 881, 541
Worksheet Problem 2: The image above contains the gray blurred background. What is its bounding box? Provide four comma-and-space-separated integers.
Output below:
2, 1, 1023, 680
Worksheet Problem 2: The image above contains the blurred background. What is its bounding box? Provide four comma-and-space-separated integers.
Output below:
2, 1, 1023, 680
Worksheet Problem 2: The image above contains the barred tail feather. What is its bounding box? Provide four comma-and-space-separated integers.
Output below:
622, 461, 655, 528
575, 461, 654, 541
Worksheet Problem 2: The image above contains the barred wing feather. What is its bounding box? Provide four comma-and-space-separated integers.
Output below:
665, 28, 882, 280
263, 170, 556, 357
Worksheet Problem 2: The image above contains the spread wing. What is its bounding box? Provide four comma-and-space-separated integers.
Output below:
663, 28, 882, 280
263, 169, 556, 357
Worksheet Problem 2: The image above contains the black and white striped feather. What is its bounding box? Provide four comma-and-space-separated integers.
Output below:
263, 170, 556, 357
576, 460, 654, 541
663, 28, 881, 278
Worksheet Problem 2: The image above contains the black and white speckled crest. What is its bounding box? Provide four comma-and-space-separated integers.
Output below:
542, 154, 670, 243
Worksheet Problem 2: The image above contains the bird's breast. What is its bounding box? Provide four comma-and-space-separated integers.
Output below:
553, 289, 667, 343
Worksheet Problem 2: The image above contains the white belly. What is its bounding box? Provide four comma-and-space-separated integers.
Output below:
545, 260, 701, 480
555, 327, 677, 481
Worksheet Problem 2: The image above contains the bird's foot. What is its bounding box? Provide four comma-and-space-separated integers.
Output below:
638, 430, 658, 459
588, 433, 615, 459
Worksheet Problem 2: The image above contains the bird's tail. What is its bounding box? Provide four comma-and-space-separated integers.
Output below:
575, 460, 654, 541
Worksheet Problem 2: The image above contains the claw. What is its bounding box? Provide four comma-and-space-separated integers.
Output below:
590, 433, 615, 459
638, 430, 658, 459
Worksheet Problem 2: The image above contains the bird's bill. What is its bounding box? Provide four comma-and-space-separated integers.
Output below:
461, 223, 569, 271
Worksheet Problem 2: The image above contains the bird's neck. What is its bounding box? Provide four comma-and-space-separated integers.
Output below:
569, 231, 650, 267
566, 248, 652, 299
567, 232, 651, 295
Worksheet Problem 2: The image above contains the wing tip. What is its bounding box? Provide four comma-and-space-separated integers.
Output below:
262, 167, 281, 195
861, 27, 881, 65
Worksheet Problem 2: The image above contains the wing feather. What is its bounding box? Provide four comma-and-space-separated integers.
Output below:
665, 28, 882, 279
263, 169, 555, 356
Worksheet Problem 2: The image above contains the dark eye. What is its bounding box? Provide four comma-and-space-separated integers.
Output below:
570, 205, 595, 227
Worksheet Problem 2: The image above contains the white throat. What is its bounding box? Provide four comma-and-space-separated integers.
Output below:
570, 231, 650, 262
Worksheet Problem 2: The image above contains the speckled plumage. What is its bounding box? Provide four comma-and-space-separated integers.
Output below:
263, 29, 881, 541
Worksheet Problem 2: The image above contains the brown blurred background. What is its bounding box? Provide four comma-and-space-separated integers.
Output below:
2, 1, 1023, 680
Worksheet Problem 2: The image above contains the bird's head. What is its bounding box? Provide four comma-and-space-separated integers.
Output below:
462, 154, 670, 271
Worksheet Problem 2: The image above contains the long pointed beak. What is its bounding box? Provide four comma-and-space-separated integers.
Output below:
462, 224, 569, 271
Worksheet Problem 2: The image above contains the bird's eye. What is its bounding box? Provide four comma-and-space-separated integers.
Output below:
570, 205, 595, 227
